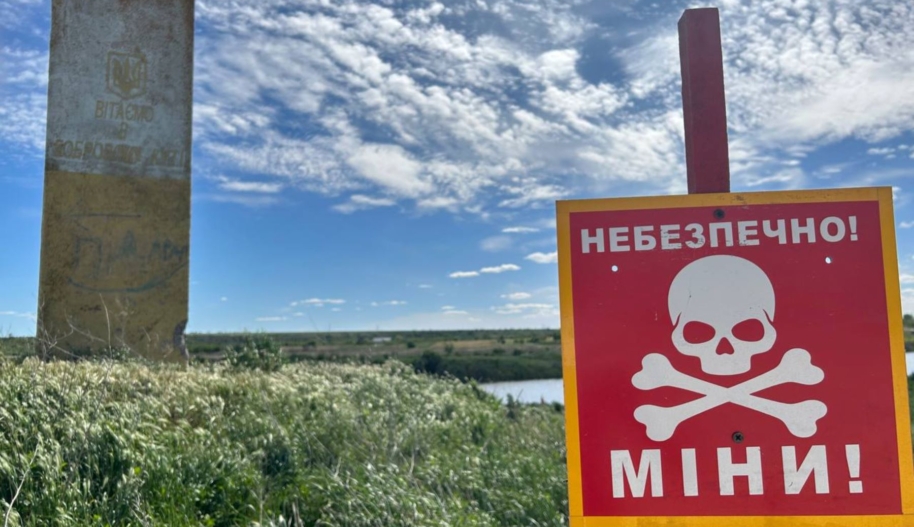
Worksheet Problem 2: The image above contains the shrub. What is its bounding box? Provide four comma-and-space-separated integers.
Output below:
412, 350, 443, 375
223, 335, 284, 372
418, 354, 562, 383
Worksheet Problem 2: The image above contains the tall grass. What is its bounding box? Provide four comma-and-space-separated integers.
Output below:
0, 357, 567, 526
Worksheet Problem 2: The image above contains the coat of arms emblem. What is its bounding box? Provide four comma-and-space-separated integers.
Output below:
106, 51, 147, 99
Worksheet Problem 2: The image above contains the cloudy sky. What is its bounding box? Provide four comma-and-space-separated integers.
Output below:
1, 0, 914, 336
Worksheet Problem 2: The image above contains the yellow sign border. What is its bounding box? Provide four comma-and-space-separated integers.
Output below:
556, 187, 914, 526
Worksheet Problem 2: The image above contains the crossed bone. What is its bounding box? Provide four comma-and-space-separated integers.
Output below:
632, 349, 827, 442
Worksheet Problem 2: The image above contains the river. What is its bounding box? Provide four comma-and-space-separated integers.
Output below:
481, 378, 565, 404
482, 353, 914, 405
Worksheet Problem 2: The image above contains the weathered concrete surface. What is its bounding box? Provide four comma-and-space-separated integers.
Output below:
38, 0, 193, 360
39, 172, 190, 359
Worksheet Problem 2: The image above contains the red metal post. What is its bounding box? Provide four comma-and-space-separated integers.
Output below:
678, 8, 731, 194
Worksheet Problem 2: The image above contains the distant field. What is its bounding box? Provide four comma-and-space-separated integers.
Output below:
188, 329, 563, 382
186, 328, 560, 353
0, 330, 563, 382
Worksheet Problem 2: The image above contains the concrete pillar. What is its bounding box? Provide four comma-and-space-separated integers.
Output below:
38, 0, 194, 361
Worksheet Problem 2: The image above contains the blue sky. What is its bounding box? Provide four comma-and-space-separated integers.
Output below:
2, 0, 914, 336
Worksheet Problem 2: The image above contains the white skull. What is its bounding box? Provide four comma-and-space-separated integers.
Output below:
668, 255, 777, 376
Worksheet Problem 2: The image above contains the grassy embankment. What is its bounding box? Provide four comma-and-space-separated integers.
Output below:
187, 330, 563, 383
0, 339, 566, 526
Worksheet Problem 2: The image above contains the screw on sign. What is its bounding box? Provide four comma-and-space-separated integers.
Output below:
556, 189, 914, 526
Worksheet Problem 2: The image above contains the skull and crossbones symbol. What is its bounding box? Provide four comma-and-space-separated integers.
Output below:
633, 255, 827, 442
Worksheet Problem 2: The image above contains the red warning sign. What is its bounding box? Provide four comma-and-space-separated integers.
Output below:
557, 188, 914, 526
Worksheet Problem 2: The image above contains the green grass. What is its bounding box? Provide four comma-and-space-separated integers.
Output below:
411, 350, 562, 382
0, 356, 567, 526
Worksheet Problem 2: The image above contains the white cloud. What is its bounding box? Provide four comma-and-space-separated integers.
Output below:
0, 1, 46, 30
216, 177, 283, 194
480, 264, 521, 274
220, 297, 228, 302
292, 298, 346, 307
346, 143, 432, 198
868, 147, 895, 156
0, 46, 47, 150
525, 251, 558, 264
416, 196, 461, 211
185, 0, 681, 212
501, 292, 532, 300
318, 298, 346, 304
418, 284, 433, 289
256, 316, 288, 322
371, 300, 408, 307
5, 0, 914, 218
498, 184, 569, 209
900, 274, 914, 285
899, 221, 914, 229
761, 57, 914, 145
206, 194, 280, 208
371, 308, 558, 331
333, 194, 397, 213
452, 262, 522, 277
480, 235, 512, 252
502, 226, 539, 234
443, 310, 469, 316
492, 303, 556, 316
623, 1, 914, 190
0, 311, 36, 320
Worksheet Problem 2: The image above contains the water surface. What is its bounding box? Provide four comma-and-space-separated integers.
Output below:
482, 353, 914, 405
481, 378, 564, 404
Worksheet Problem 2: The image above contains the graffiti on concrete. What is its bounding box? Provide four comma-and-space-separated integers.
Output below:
67, 213, 188, 294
